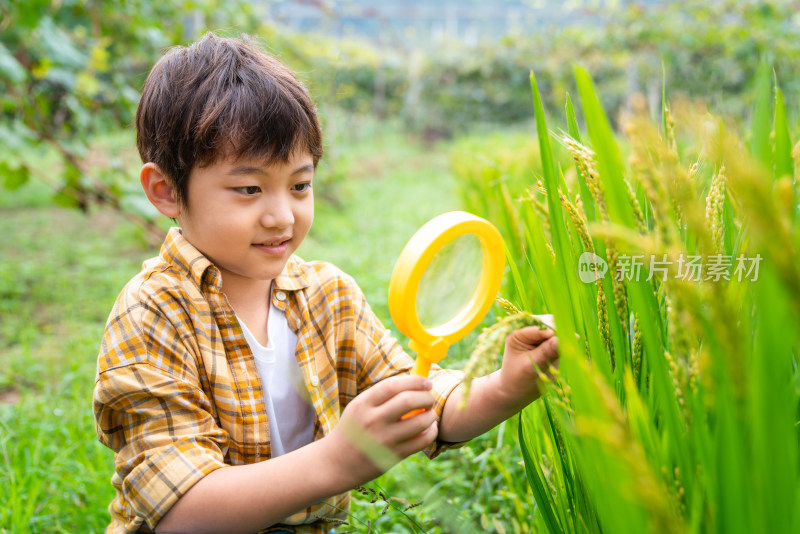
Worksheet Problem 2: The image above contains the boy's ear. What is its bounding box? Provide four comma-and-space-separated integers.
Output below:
140, 163, 180, 218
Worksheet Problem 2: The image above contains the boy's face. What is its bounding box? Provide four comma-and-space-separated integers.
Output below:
177, 150, 315, 289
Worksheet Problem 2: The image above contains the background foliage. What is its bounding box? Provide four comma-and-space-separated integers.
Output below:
4, 1, 800, 228
0, 0, 258, 239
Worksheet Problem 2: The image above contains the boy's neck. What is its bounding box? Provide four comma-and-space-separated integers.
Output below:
222, 277, 272, 315
223, 278, 273, 345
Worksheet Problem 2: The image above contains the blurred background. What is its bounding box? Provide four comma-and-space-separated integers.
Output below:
1, 1, 798, 532
3, 0, 799, 227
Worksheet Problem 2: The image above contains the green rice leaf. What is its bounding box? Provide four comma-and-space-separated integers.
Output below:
748, 261, 798, 532
529, 70, 583, 361
661, 62, 668, 138
519, 409, 564, 534
566, 93, 596, 223
773, 82, 793, 180
573, 65, 636, 229
530, 72, 575, 285
749, 59, 773, 171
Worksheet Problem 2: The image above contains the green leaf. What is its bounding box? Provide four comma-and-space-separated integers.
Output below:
749, 59, 772, 171
530, 70, 582, 343
573, 65, 636, 230
773, 83, 793, 180
748, 261, 798, 532
0, 42, 27, 83
52, 190, 80, 209
0, 160, 30, 190
519, 410, 564, 534
566, 93, 595, 223
0, 120, 37, 152
38, 17, 87, 68
62, 161, 82, 187
40, 66, 77, 90
661, 62, 667, 134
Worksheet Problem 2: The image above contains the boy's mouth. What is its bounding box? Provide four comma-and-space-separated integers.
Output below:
254, 236, 291, 246
252, 237, 291, 255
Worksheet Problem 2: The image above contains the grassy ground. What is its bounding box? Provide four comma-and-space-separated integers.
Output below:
0, 116, 533, 533
0, 209, 149, 533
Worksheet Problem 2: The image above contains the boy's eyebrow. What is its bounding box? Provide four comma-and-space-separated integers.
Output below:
228, 163, 314, 177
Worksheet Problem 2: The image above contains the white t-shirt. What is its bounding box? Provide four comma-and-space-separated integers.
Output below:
237, 300, 315, 457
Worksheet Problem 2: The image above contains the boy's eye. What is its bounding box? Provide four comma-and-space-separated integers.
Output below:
235, 186, 261, 195
292, 182, 312, 193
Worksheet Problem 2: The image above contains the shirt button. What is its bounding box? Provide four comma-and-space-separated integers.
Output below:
275, 290, 286, 302
310, 375, 319, 387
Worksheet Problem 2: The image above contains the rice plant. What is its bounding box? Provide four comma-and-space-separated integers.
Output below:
457, 63, 800, 533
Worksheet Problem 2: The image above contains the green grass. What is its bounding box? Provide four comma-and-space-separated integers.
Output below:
0, 115, 535, 533
0, 208, 153, 533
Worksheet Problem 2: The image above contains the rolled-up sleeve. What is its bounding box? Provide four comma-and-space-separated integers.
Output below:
94, 291, 230, 532
95, 363, 228, 531
421, 364, 466, 458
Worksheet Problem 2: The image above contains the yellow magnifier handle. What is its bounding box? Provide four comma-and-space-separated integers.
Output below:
401, 339, 444, 420
409, 338, 448, 377
412, 358, 432, 377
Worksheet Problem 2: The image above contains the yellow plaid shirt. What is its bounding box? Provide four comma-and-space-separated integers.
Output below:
93, 228, 464, 534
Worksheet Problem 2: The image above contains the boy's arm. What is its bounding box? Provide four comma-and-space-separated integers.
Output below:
156, 374, 438, 534
438, 327, 559, 443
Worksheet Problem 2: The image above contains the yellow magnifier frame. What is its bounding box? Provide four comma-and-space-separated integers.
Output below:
389, 211, 506, 379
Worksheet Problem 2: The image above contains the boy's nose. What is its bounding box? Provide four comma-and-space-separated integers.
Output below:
260, 198, 294, 229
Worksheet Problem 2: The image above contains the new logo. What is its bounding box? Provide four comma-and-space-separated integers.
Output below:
578, 252, 608, 283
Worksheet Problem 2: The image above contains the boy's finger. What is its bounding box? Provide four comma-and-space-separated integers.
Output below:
388, 405, 438, 442
382, 389, 436, 422
396, 420, 439, 457
536, 336, 559, 365
367, 374, 433, 407
508, 326, 555, 347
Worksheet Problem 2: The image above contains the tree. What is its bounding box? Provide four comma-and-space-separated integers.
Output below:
0, 0, 258, 241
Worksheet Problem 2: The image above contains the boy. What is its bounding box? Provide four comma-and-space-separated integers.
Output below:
93, 32, 559, 534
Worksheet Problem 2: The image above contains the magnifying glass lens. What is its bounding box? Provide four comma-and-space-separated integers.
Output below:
415, 233, 484, 329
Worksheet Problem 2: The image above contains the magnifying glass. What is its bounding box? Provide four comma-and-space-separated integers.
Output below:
388, 211, 505, 417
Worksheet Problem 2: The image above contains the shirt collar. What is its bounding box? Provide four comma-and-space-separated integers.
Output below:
158, 227, 310, 293
273, 255, 311, 291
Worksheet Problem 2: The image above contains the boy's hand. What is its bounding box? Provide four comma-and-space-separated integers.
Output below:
437, 315, 559, 444
498, 317, 559, 407
326, 375, 438, 489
